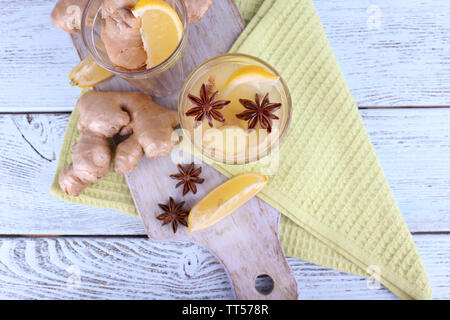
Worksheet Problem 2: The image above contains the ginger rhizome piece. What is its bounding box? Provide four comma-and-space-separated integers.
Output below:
51, 0, 88, 33
59, 91, 179, 196
51, 0, 213, 70
59, 91, 129, 196
101, 0, 147, 70
50, 0, 145, 70
185, 0, 212, 23
113, 92, 179, 174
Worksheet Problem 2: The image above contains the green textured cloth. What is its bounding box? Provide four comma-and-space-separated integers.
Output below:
50, 0, 432, 299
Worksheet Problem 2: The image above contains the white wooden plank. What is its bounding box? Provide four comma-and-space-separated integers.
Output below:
0, 234, 447, 299
2, 0, 450, 111
0, 113, 145, 235
315, 0, 450, 106
0, 108, 448, 234
0, 0, 81, 112
360, 108, 450, 232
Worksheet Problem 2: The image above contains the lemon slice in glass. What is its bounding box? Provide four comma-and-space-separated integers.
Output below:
132, 0, 183, 68
221, 65, 280, 97
69, 55, 113, 88
202, 125, 248, 156
188, 172, 268, 232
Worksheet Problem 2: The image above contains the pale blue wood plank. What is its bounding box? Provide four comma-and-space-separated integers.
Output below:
0, 234, 447, 299
1, 0, 450, 111
315, 0, 450, 106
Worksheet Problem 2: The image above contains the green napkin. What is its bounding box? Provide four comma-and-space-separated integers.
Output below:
51, 0, 432, 299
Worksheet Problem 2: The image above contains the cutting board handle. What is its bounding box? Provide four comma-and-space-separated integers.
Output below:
192, 204, 299, 300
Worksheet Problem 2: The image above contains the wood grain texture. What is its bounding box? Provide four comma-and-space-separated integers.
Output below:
0, 0, 448, 301
127, 157, 298, 299
360, 108, 450, 232
76, 0, 298, 300
315, 0, 450, 107
2, 0, 450, 111
0, 0, 81, 112
0, 108, 448, 235
0, 113, 145, 235
0, 234, 447, 299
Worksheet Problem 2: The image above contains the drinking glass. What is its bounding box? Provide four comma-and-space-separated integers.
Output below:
178, 53, 292, 165
81, 0, 189, 97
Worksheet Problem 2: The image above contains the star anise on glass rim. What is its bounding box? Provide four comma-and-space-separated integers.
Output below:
170, 163, 205, 195
186, 83, 231, 127
156, 197, 189, 233
236, 93, 282, 133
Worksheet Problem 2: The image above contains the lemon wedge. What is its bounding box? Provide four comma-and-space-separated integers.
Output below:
222, 65, 280, 96
202, 125, 248, 156
132, 0, 183, 68
69, 55, 113, 88
188, 172, 268, 232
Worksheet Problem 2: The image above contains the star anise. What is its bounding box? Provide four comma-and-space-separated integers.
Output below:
156, 197, 189, 233
186, 84, 231, 127
236, 93, 282, 133
170, 163, 204, 195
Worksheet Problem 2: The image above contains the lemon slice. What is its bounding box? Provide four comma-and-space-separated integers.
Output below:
202, 125, 248, 156
222, 65, 280, 97
188, 172, 268, 232
132, 0, 183, 68
69, 55, 113, 88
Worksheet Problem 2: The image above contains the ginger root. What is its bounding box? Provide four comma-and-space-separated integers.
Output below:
101, 0, 147, 70
50, 0, 145, 70
59, 131, 113, 195
59, 91, 130, 196
185, 0, 213, 23
51, 0, 212, 70
51, 0, 88, 33
102, 0, 138, 16
59, 164, 88, 196
114, 92, 179, 174
59, 91, 179, 196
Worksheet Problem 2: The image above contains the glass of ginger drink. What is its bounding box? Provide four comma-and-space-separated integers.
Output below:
179, 54, 292, 164
81, 0, 189, 97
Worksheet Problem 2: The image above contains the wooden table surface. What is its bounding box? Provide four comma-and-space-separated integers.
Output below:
0, 0, 448, 299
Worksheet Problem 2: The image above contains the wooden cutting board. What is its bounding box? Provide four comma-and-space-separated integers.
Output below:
72, 0, 298, 299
